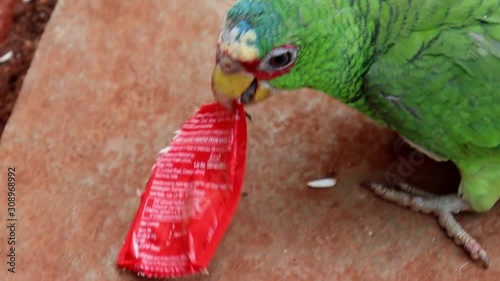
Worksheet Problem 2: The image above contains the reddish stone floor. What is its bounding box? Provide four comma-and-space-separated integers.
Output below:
0, 1, 498, 280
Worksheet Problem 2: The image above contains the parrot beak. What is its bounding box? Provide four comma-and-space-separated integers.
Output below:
211, 60, 273, 110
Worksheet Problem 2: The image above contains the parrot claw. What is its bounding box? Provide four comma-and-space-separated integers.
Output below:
364, 182, 490, 268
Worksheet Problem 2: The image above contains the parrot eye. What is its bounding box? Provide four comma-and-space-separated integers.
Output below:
269, 52, 292, 67
260, 46, 298, 71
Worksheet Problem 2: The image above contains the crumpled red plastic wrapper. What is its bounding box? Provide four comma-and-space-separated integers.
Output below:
117, 102, 247, 278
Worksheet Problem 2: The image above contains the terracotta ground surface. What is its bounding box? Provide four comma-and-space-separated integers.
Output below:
0, 1, 499, 280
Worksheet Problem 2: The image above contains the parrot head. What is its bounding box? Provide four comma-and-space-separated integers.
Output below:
211, 0, 374, 109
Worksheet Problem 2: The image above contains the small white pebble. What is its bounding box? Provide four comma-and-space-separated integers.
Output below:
307, 178, 337, 189
22, 0, 33, 3
0, 51, 14, 64
136, 189, 142, 196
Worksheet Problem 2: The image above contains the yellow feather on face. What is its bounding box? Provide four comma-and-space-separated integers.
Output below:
218, 17, 260, 62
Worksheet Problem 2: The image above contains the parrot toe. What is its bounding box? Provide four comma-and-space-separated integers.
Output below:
364, 182, 490, 268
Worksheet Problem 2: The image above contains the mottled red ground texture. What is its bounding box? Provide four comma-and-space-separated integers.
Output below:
0, 1, 498, 281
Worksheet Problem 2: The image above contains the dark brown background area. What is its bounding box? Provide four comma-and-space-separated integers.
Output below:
0, 0, 56, 137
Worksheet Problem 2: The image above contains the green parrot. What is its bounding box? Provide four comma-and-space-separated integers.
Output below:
211, 0, 500, 268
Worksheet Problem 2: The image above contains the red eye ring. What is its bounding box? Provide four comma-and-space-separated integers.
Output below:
240, 44, 298, 80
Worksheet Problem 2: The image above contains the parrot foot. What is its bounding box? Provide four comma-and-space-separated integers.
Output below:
365, 182, 490, 268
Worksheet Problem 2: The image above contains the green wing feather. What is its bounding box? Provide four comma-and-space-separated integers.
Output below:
364, 0, 500, 211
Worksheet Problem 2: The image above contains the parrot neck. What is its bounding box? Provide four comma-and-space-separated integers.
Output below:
305, 0, 410, 121
358, 0, 415, 50
299, 0, 379, 116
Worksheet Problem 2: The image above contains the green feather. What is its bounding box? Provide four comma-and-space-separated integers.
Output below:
224, 0, 500, 212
